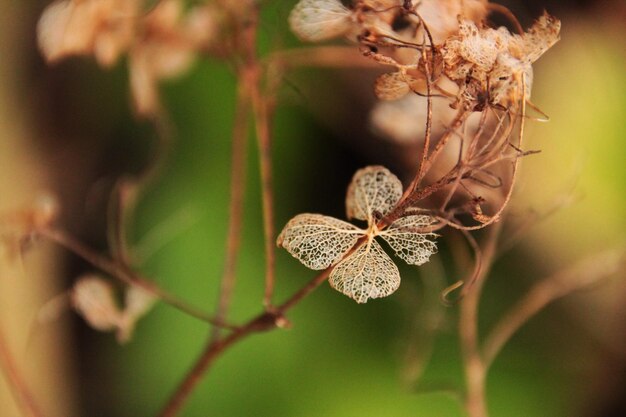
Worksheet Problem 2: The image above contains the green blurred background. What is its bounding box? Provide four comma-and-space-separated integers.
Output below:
0, 1, 624, 416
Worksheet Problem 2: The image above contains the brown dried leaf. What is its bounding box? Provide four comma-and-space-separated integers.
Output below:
329, 239, 400, 303
346, 166, 403, 222
277, 213, 363, 270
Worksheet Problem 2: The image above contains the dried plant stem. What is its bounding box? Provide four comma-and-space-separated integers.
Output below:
37, 228, 226, 327
417, 109, 469, 183
413, 46, 434, 192
157, 264, 334, 417
0, 327, 45, 417
251, 87, 276, 308
459, 224, 501, 417
211, 79, 250, 340
107, 111, 174, 266
483, 248, 625, 367
268, 46, 377, 70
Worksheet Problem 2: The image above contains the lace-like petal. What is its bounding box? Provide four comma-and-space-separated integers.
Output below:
117, 285, 157, 343
329, 239, 400, 303
71, 275, 123, 332
374, 72, 414, 101
289, 0, 352, 42
346, 166, 403, 222
380, 215, 438, 265
277, 213, 363, 270
522, 12, 561, 63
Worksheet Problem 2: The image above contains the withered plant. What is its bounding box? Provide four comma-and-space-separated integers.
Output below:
1, 1, 624, 417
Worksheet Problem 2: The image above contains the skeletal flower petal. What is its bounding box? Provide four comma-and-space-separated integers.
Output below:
329, 239, 400, 303
277, 213, 363, 270
71, 275, 123, 332
37, 0, 99, 62
116, 285, 157, 343
289, 0, 353, 42
346, 166, 403, 222
521, 12, 561, 63
380, 215, 438, 265
374, 72, 424, 101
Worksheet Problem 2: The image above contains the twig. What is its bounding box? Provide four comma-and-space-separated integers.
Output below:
0, 326, 45, 417
211, 76, 251, 340
483, 247, 626, 367
458, 224, 501, 417
412, 37, 434, 192
37, 228, 229, 327
251, 88, 276, 309
107, 110, 175, 266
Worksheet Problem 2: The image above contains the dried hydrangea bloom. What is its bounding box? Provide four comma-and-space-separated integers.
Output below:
278, 166, 437, 303
37, 0, 138, 67
441, 11, 560, 109
129, 0, 198, 116
417, 0, 488, 43
289, 0, 354, 42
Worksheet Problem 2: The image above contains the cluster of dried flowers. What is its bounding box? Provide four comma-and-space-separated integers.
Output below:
38, 0, 220, 116
278, 0, 560, 302
34, 0, 561, 309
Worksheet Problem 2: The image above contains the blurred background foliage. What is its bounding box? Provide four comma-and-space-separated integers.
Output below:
0, 0, 625, 416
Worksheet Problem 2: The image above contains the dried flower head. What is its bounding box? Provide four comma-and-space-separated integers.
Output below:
37, 0, 138, 66
71, 275, 124, 333
288, 0, 354, 42
71, 275, 156, 343
278, 166, 437, 303
441, 11, 561, 109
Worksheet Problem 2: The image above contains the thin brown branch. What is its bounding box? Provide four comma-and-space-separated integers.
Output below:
37, 228, 229, 327
483, 247, 626, 367
211, 76, 250, 340
268, 46, 377, 70
0, 326, 46, 417
458, 224, 501, 417
108, 111, 175, 266
251, 89, 276, 309
412, 40, 434, 192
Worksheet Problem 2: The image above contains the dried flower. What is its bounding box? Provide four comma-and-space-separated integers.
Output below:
129, 0, 197, 116
289, 0, 354, 42
37, 0, 138, 66
71, 275, 156, 343
441, 12, 560, 109
278, 166, 437, 303
71, 275, 124, 333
